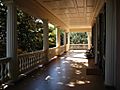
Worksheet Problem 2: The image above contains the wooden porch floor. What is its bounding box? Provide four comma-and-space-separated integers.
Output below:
5, 50, 114, 90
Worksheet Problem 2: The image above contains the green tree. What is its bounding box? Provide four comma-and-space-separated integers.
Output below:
70, 32, 88, 44
49, 25, 56, 48
0, 0, 7, 57
0, 1, 57, 56
60, 29, 64, 45
17, 10, 43, 53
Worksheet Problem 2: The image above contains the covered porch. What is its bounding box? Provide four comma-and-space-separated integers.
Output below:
0, 0, 120, 90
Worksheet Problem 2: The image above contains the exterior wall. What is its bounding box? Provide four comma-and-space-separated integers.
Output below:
105, 0, 116, 86
116, 0, 120, 89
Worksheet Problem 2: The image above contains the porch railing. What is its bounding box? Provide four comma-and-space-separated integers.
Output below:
59, 45, 66, 55
48, 45, 66, 60
0, 45, 66, 86
0, 57, 11, 84
18, 50, 45, 74
48, 47, 57, 60
18, 45, 66, 74
69, 44, 88, 50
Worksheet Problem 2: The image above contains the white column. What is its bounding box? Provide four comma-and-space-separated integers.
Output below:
64, 31, 66, 46
116, 0, 120, 89
43, 19, 49, 61
67, 32, 70, 50
56, 28, 60, 48
87, 32, 91, 49
64, 31, 66, 52
56, 28, 60, 55
105, 0, 116, 86
95, 20, 98, 64
5, 0, 18, 79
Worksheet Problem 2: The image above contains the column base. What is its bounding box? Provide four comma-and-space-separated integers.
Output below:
105, 85, 116, 90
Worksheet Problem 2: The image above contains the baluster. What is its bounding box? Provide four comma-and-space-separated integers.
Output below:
0, 63, 3, 81
38, 53, 40, 63
30, 55, 32, 67
4, 62, 8, 79
33, 54, 35, 66
31, 55, 33, 67
26, 56, 28, 69
21, 57, 24, 71
17, 56, 20, 73
28, 56, 30, 68
24, 56, 26, 70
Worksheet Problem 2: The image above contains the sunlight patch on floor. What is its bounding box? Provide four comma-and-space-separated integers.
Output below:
72, 53, 86, 58
76, 80, 85, 85
60, 57, 66, 59
66, 57, 88, 63
45, 75, 53, 80
75, 70, 82, 75
66, 80, 91, 87
66, 82, 75, 87
69, 50, 87, 53
57, 82, 64, 85
55, 67, 61, 71
70, 63, 83, 69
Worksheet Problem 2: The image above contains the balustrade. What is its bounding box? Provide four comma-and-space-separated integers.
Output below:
0, 57, 11, 85
48, 47, 57, 60
70, 44, 88, 50
0, 45, 66, 86
59, 45, 66, 55
18, 50, 45, 74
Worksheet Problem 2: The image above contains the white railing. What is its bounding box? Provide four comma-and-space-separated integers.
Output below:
0, 45, 67, 85
48, 45, 66, 60
48, 47, 57, 60
18, 50, 45, 74
18, 45, 67, 74
70, 44, 88, 50
0, 57, 11, 84
59, 45, 66, 55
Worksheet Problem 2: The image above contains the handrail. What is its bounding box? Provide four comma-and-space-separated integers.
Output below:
0, 57, 11, 63
18, 50, 44, 56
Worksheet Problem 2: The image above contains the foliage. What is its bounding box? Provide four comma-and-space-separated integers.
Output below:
0, 0, 7, 57
17, 10, 43, 53
49, 25, 56, 48
60, 29, 64, 45
0, 0, 57, 57
70, 32, 88, 44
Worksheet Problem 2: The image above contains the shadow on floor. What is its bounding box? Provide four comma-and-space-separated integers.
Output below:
4, 51, 115, 90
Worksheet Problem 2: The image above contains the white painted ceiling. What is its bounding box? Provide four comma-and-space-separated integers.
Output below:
36, 0, 99, 29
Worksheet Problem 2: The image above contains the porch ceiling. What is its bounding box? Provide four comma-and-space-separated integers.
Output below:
37, 0, 97, 28
15, 0, 105, 31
